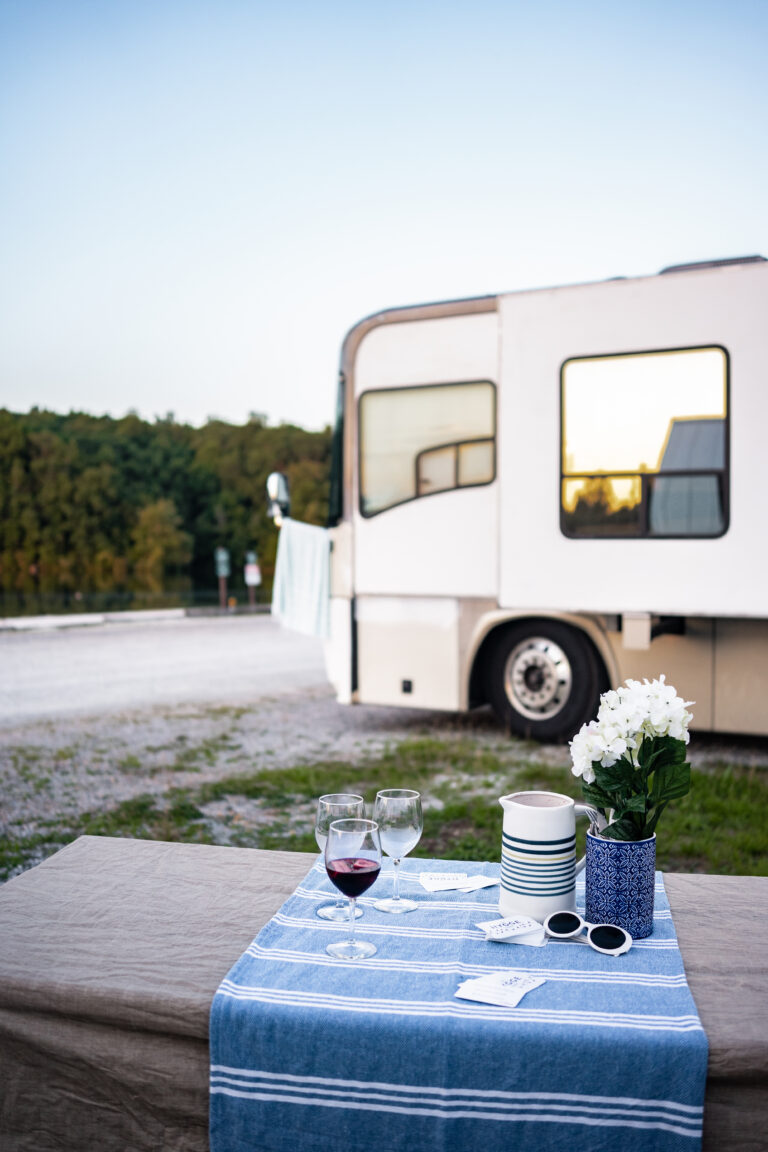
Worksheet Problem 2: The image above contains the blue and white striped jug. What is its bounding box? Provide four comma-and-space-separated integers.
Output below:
498, 791, 594, 922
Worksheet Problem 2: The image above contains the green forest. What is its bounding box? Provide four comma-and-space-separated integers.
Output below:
0, 407, 332, 616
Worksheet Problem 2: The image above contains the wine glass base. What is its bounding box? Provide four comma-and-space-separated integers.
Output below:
326, 938, 377, 959
317, 902, 363, 921
374, 897, 418, 914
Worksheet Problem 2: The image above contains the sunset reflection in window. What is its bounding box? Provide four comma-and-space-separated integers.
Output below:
561, 347, 728, 538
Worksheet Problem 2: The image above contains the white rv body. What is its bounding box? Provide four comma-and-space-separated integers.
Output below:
324, 259, 768, 739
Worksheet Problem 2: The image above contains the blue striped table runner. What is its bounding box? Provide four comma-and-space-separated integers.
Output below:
210, 857, 708, 1152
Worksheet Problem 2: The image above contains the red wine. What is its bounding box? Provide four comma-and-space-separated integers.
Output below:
327, 857, 380, 898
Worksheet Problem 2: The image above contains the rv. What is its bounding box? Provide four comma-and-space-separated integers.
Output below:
288, 257, 768, 741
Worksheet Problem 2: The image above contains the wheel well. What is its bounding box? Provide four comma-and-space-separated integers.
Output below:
468, 617, 609, 708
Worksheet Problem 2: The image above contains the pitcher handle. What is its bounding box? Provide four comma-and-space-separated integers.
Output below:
573, 803, 605, 875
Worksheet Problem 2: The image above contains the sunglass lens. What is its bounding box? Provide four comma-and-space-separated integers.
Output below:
547, 912, 582, 935
590, 925, 627, 951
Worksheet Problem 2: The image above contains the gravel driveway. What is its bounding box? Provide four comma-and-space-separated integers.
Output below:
3, 680, 768, 836
0, 684, 510, 833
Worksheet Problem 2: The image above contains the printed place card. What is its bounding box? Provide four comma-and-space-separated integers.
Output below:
419, 873, 500, 893
419, 872, 469, 892
455, 876, 500, 892
455, 971, 546, 1008
476, 916, 546, 947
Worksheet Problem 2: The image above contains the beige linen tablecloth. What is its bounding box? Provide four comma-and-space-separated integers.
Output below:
0, 836, 765, 1152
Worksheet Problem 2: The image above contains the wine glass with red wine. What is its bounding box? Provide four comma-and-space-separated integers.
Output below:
315, 794, 366, 920
324, 818, 382, 960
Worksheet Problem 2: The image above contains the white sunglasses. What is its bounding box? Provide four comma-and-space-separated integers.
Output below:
543, 910, 633, 956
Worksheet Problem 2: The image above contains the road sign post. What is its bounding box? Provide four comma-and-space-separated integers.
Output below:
215, 547, 230, 610
244, 549, 261, 607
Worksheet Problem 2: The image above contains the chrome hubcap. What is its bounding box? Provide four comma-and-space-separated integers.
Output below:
504, 636, 573, 721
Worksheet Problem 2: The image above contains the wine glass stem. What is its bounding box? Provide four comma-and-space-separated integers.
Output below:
392, 858, 401, 902
348, 897, 357, 940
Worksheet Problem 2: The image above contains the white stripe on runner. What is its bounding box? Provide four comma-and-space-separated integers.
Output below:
296, 885, 675, 921
311, 860, 667, 889
244, 942, 688, 984
210, 1065, 703, 1113
210, 1074, 702, 1122
210, 1081, 703, 1130
270, 911, 679, 945
208, 1086, 701, 1137
294, 886, 500, 912
209, 1079, 704, 1127
215, 984, 704, 1031
211, 1077, 700, 1121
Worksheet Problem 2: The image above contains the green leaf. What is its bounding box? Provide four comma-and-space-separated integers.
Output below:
599, 817, 639, 842
651, 761, 691, 805
635, 738, 652, 769
594, 758, 636, 793
644, 802, 668, 837
581, 782, 614, 810
643, 735, 688, 770
615, 794, 647, 815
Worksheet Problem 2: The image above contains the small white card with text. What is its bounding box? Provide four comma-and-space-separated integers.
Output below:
419, 872, 500, 893
455, 971, 546, 1008
419, 872, 468, 891
457, 876, 500, 892
476, 916, 546, 947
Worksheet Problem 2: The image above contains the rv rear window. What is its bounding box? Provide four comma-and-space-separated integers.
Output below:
359, 381, 495, 516
561, 346, 728, 539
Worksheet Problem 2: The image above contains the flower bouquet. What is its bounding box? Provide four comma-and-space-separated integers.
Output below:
570, 675, 694, 842
569, 676, 694, 937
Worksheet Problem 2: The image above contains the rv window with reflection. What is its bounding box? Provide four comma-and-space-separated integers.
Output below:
359, 381, 495, 516
561, 346, 728, 538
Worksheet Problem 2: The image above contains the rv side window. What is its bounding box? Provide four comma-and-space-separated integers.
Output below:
359, 381, 495, 516
561, 346, 729, 539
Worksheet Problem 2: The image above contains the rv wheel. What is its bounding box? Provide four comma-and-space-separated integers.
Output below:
487, 621, 603, 743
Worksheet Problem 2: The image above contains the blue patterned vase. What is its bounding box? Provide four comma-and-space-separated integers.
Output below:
585, 831, 656, 939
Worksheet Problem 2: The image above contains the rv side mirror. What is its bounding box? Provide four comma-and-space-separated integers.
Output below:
266, 471, 291, 526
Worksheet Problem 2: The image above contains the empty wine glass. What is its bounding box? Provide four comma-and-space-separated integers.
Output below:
324, 818, 382, 960
373, 789, 423, 913
315, 794, 365, 920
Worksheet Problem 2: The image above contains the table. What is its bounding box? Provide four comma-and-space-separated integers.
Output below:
0, 836, 765, 1151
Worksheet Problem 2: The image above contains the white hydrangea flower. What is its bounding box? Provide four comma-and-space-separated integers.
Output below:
569, 721, 602, 783
570, 675, 694, 779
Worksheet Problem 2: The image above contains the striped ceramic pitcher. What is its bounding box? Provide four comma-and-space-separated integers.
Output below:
498, 791, 592, 922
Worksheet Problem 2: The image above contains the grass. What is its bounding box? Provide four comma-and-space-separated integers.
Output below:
1, 735, 767, 882
656, 765, 768, 873
169, 732, 243, 772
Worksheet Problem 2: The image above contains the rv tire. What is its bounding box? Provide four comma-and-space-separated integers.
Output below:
486, 620, 603, 743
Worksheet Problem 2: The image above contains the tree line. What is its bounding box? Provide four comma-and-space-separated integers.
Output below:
0, 407, 331, 614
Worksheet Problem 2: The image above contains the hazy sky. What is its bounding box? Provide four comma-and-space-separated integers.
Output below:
1, 0, 766, 431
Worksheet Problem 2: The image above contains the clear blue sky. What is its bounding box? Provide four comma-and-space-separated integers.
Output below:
1, 0, 766, 431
